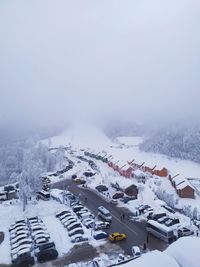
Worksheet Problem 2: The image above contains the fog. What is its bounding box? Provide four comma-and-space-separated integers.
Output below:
0, 0, 200, 133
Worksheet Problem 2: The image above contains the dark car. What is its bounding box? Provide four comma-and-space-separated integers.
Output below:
37, 248, 58, 263
95, 185, 108, 192
93, 231, 109, 240
83, 172, 95, 177
72, 174, 77, 179
112, 192, 124, 199
12, 252, 35, 267
34, 242, 55, 256
121, 196, 136, 203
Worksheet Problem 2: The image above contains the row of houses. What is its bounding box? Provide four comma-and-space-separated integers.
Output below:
84, 149, 168, 180
84, 149, 196, 199
169, 174, 195, 199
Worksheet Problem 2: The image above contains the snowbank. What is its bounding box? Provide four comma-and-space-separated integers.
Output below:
122, 250, 179, 267
166, 237, 200, 267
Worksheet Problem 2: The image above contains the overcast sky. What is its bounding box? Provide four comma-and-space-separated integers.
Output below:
0, 0, 200, 131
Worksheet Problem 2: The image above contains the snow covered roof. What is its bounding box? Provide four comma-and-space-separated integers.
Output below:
121, 250, 179, 267
166, 237, 200, 267
176, 181, 194, 190
172, 174, 194, 190
134, 169, 146, 177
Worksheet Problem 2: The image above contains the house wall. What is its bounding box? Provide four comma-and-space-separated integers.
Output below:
178, 186, 195, 199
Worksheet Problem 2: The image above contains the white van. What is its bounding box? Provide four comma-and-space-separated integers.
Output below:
98, 206, 112, 222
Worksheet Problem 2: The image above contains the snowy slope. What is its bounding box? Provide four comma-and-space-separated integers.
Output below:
43, 124, 111, 150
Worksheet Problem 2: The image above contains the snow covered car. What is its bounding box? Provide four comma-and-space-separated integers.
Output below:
33, 233, 50, 241
11, 244, 33, 259
9, 223, 26, 232
59, 213, 73, 220
61, 216, 77, 225
68, 227, 84, 237
67, 222, 82, 232
10, 230, 29, 240
10, 226, 28, 235
63, 218, 77, 228
11, 238, 32, 250
32, 230, 49, 238
131, 246, 141, 258
71, 234, 89, 243
108, 233, 126, 242
83, 218, 94, 229
93, 231, 109, 240
94, 221, 110, 231
10, 234, 28, 245
79, 212, 94, 221
55, 210, 71, 218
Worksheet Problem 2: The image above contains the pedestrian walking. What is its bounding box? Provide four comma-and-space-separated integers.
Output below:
143, 242, 147, 251
196, 230, 199, 237
146, 233, 149, 243
120, 214, 123, 221
122, 213, 125, 220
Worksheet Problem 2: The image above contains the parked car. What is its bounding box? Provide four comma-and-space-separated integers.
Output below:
12, 251, 35, 266
35, 242, 55, 256
74, 178, 86, 185
93, 231, 109, 240
10, 230, 29, 239
11, 234, 28, 245
68, 228, 84, 237
121, 196, 136, 203
112, 192, 124, 199
110, 199, 118, 205
165, 218, 180, 227
108, 233, 126, 242
71, 234, 89, 243
83, 219, 94, 229
61, 216, 76, 225
56, 210, 71, 218
64, 219, 77, 228
73, 205, 84, 213
94, 221, 110, 231
67, 222, 82, 232
11, 239, 32, 250
37, 248, 58, 263
95, 185, 108, 192
9, 223, 27, 232
131, 246, 141, 258
178, 227, 194, 237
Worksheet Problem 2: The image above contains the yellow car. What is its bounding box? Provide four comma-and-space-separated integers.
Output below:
108, 233, 126, 242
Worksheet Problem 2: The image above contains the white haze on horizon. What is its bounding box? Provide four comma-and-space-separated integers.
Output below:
0, 0, 200, 132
